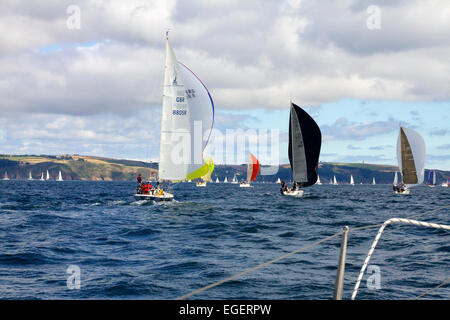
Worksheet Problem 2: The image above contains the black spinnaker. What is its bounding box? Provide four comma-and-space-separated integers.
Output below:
288, 103, 322, 188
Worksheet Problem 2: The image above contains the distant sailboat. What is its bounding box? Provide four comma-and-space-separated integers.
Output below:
333, 176, 338, 186
427, 170, 436, 187
196, 158, 214, 187
135, 33, 214, 201
46, 170, 50, 180
224, 177, 228, 183
231, 175, 238, 184
276, 177, 281, 184
316, 175, 322, 185
372, 177, 376, 185
394, 127, 426, 195
350, 175, 355, 186
3, 171, 9, 180
28, 171, 33, 181
442, 178, 449, 188
240, 153, 260, 187
40, 172, 44, 181
215, 177, 219, 183
57, 171, 63, 181
281, 103, 322, 197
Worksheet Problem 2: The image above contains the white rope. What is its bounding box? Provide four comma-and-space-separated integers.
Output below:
351, 218, 450, 300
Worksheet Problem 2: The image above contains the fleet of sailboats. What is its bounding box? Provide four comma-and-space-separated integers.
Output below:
1, 36, 447, 200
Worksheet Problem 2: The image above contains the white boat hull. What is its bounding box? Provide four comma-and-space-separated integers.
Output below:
239, 183, 251, 188
196, 182, 207, 187
134, 192, 174, 202
282, 190, 305, 197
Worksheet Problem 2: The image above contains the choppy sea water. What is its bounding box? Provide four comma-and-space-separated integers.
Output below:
0, 180, 448, 300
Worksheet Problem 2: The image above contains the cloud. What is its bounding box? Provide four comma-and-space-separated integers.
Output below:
321, 117, 401, 141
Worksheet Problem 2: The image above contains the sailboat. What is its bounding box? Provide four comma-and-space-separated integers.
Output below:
281, 103, 322, 197
393, 171, 399, 186
57, 171, 63, 181
427, 170, 436, 187
372, 177, 376, 185
231, 175, 238, 184
333, 176, 338, 186
442, 178, 449, 188
46, 170, 50, 180
135, 33, 214, 201
350, 175, 355, 186
316, 175, 322, 185
394, 127, 426, 195
215, 177, 219, 183
28, 171, 33, 181
3, 171, 9, 180
276, 177, 281, 184
240, 153, 260, 187
40, 172, 44, 181
224, 177, 228, 183
196, 158, 214, 187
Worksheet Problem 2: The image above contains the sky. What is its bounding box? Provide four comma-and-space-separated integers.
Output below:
0, 0, 449, 169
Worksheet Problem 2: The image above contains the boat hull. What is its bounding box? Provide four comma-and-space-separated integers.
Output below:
239, 183, 251, 188
282, 190, 304, 197
134, 192, 174, 202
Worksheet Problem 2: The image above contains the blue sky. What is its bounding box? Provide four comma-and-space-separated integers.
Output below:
0, 1, 449, 170
218, 100, 450, 169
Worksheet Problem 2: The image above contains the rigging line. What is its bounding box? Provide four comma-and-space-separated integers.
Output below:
348, 204, 450, 232
174, 231, 343, 300
410, 278, 450, 300
351, 218, 450, 300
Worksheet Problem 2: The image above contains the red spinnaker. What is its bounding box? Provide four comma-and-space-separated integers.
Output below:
248, 153, 260, 181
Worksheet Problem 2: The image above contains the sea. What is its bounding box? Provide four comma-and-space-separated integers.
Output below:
0, 180, 448, 300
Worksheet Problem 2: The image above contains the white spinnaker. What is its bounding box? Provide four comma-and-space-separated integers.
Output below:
396, 127, 426, 187
178, 62, 214, 154
159, 38, 196, 181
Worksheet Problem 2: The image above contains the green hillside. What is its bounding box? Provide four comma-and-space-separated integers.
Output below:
0, 154, 449, 184
0, 154, 157, 181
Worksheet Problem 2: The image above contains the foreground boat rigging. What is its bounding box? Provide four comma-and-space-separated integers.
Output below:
174, 205, 450, 300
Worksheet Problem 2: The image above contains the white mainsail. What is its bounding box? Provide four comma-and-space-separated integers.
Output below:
316, 175, 322, 185
40, 172, 44, 181
3, 171, 9, 180
28, 171, 33, 180
224, 177, 228, 183
276, 177, 281, 184
46, 170, 50, 180
393, 171, 398, 185
372, 177, 376, 185
333, 175, 338, 185
158, 35, 214, 181
57, 171, 63, 181
397, 127, 426, 187
350, 175, 354, 185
